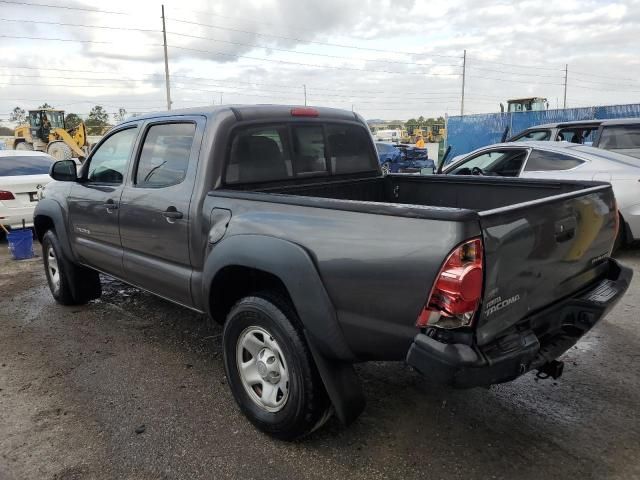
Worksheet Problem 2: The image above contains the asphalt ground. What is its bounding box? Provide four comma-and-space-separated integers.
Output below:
0, 243, 639, 480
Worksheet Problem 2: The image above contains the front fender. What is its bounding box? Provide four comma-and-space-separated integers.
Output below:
34, 198, 75, 261
203, 234, 355, 362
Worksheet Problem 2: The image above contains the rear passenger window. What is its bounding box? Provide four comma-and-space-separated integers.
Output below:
136, 123, 195, 187
524, 150, 584, 171
225, 123, 376, 184
327, 125, 375, 174
226, 127, 292, 184
293, 126, 327, 176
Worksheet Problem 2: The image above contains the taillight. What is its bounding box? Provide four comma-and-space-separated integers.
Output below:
291, 107, 319, 117
0, 190, 15, 200
417, 238, 483, 329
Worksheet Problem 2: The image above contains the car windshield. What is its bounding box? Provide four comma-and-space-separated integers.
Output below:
0, 155, 54, 176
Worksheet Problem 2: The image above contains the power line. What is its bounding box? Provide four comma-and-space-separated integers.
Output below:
0, 0, 128, 15
1, 64, 462, 97
467, 65, 563, 79
167, 31, 461, 68
169, 45, 460, 77
168, 16, 462, 60
467, 56, 564, 72
0, 17, 159, 34
0, 34, 158, 47
466, 74, 564, 86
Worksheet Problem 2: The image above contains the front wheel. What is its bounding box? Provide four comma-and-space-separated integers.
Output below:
222, 293, 331, 440
42, 230, 101, 305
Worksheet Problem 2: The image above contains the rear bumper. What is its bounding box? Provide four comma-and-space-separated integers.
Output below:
406, 258, 632, 388
0, 207, 36, 228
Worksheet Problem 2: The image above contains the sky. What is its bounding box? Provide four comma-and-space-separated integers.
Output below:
0, 0, 639, 125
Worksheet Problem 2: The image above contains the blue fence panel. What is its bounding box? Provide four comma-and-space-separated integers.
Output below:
446, 103, 640, 158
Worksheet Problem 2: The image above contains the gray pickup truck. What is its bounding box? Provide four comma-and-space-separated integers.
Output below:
34, 105, 631, 440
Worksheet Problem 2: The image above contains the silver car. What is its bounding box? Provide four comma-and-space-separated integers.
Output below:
443, 141, 640, 246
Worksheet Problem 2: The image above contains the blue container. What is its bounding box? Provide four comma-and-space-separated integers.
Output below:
7, 229, 34, 260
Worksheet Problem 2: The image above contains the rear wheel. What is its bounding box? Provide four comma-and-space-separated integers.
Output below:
222, 292, 331, 440
42, 230, 101, 305
47, 141, 73, 161
15, 142, 33, 151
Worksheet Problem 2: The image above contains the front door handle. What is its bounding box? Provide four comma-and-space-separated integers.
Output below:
162, 207, 183, 220
102, 199, 118, 210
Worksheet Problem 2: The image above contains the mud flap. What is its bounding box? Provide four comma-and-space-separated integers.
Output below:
304, 331, 366, 426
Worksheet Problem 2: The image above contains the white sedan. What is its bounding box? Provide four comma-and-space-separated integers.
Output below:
0, 150, 55, 229
443, 141, 640, 247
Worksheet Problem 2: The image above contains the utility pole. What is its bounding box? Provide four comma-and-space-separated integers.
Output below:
303, 84, 307, 106
161, 5, 172, 111
460, 49, 466, 116
563, 64, 568, 109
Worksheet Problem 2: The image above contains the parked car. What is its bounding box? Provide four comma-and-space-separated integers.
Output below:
508, 120, 602, 144
508, 118, 640, 159
35, 105, 630, 440
375, 141, 434, 174
443, 140, 640, 248
0, 150, 55, 228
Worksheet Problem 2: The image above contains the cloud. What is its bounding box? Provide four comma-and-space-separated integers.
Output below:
0, 0, 638, 123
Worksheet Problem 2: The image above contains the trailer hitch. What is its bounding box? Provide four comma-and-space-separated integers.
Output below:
536, 360, 564, 380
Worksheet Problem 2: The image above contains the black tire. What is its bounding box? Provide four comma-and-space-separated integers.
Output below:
42, 230, 101, 305
223, 292, 331, 440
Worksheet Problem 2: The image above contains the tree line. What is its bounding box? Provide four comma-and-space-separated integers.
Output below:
6, 104, 129, 135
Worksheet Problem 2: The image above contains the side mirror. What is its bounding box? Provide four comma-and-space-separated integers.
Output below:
50, 160, 78, 182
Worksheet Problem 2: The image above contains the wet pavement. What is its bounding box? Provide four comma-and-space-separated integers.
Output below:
0, 243, 639, 479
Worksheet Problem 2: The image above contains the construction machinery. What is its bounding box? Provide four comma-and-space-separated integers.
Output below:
9, 109, 89, 161
503, 97, 549, 113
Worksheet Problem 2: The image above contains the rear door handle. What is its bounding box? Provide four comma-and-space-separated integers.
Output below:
162, 207, 183, 220
102, 199, 118, 210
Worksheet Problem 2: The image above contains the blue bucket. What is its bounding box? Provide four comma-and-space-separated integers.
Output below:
7, 229, 34, 260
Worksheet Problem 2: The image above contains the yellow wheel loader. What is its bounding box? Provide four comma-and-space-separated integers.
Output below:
10, 109, 89, 161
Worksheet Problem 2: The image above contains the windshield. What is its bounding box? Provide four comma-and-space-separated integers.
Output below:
43, 111, 64, 129
0, 155, 54, 176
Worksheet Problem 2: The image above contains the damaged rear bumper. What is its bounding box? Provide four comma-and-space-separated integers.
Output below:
406, 258, 632, 388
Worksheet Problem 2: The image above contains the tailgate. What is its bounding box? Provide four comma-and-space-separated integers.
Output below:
476, 184, 617, 346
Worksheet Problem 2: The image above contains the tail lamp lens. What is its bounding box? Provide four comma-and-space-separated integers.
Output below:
417, 238, 483, 329
0, 190, 15, 200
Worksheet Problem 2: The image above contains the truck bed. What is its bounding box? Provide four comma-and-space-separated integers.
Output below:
254, 174, 604, 214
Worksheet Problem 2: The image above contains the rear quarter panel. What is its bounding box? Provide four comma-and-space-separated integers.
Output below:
204, 195, 481, 360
